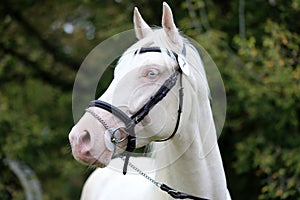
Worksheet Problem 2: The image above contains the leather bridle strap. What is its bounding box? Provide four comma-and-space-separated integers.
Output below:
155, 67, 183, 142
160, 184, 208, 200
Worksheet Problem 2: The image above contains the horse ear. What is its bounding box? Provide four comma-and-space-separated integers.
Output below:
134, 7, 153, 40
162, 2, 181, 45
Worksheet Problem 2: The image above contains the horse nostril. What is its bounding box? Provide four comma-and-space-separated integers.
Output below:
81, 130, 91, 145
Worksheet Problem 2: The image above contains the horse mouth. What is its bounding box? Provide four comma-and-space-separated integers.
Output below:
70, 138, 115, 168
72, 150, 113, 168
87, 159, 108, 168
68, 112, 130, 168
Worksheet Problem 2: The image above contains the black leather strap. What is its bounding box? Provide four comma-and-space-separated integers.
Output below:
155, 69, 183, 142
130, 70, 180, 124
89, 100, 132, 126
160, 184, 209, 200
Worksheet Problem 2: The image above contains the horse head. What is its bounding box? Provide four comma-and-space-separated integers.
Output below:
69, 3, 204, 168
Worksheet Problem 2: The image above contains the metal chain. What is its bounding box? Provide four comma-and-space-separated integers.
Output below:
85, 108, 128, 144
119, 156, 161, 188
85, 108, 112, 133
119, 156, 208, 200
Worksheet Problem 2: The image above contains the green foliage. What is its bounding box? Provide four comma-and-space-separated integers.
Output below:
0, 0, 299, 199
230, 20, 300, 199
0, 78, 87, 199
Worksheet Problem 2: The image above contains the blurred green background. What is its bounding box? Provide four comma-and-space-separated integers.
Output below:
0, 0, 299, 199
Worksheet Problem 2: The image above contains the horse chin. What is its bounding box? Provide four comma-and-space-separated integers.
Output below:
76, 158, 109, 168
86, 137, 130, 168
71, 144, 114, 168
82, 155, 112, 168
92, 149, 114, 168
90, 158, 111, 168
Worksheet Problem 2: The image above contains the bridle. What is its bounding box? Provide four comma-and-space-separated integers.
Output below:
87, 46, 184, 173
85, 46, 209, 200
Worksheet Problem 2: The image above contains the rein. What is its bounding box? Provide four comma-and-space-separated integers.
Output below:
86, 47, 209, 200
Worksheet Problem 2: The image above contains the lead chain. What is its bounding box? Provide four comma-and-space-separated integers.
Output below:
119, 156, 161, 188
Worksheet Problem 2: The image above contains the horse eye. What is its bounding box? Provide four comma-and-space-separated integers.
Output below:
147, 70, 158, 79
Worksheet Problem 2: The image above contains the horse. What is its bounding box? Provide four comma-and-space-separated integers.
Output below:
69, 2, 231, 200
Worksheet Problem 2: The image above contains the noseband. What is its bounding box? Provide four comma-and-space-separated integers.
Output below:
87, 46, 184, 174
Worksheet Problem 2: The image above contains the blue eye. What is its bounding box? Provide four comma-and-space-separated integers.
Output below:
147, 70, 158, 78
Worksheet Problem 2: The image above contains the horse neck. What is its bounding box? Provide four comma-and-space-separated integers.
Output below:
153, 96, 228, 200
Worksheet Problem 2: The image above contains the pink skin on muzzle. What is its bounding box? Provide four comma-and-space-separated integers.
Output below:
69, 108, 128, 167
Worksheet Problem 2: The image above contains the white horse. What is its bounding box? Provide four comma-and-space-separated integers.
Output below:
69, 3, 231, 200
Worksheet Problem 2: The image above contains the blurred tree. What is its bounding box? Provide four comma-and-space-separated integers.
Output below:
230, 20, 300, 199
